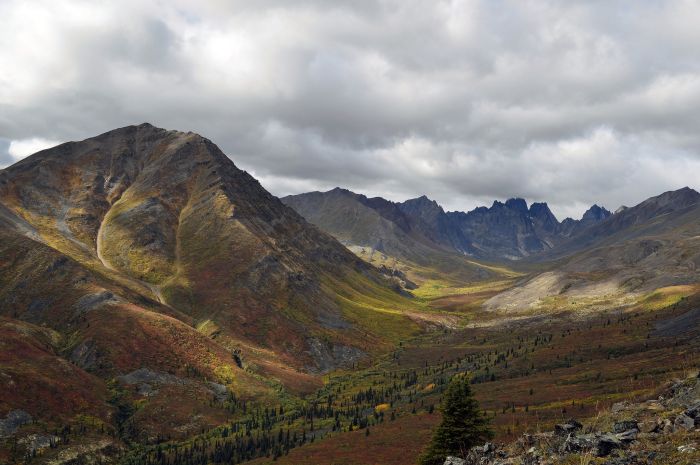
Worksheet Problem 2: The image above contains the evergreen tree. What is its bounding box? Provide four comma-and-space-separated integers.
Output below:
419, 374, 493, 465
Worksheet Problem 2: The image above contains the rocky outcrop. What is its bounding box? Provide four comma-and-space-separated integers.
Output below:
0, 410, 32, 438
306, 338, 366, 374
443, 374, 700, 465
378, 264, 417, 291
117, 368, 189, 397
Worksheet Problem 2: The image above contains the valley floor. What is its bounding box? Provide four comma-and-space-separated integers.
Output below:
3, 272, 699, 465
246, 280, 700, 465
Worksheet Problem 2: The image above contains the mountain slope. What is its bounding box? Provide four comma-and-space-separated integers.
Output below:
485, 187, 700, 312
0, 124, 427, 446
543, 187, 700, 259
282, 189, 495, 283
1, 124, 422, 368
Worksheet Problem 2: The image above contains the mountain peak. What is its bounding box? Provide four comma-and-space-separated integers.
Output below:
529, 201, 549, 212
505, 198, 528, 213
529, 202, 558, 221
581, 204, 612, 222
96, 122, 167, 136
645, 186, 700, 208
399, 195, 446, 219
403, 194, 439, 208
328, 186, 353, 195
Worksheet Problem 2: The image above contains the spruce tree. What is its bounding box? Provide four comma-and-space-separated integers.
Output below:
419, 374, 493, 465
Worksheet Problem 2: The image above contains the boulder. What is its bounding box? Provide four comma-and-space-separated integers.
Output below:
476, 442, 495, 454
684, 402, 700, 419
612, 420, 639, 433
554, 418, 583, 436
443, 457, 466, 465
561, 433, 595, 453
463, 442, 499, 464
18, 434, 58, 454
521, 448, 541, 465
637, 420, 657, 434
594, 434, 623, 457
614, 429, 638, 442
652, 418, 673, 434
673, 414, 695, 431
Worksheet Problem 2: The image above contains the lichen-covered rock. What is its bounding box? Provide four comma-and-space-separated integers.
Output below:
673, 413, 695, 431
594, 434, 623, 457
612, 420, 639, 433
18, 433, 58, 454
443, 456, 466, 465
614, 429, 638, 443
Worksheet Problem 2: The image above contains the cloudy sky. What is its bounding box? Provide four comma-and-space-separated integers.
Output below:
2, 0, 700, 220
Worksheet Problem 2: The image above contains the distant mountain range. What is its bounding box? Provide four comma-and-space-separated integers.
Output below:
283, 188, 618, 261
285, 186, 700, 310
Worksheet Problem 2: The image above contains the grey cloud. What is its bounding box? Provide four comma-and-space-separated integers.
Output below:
1, 0, 700, 219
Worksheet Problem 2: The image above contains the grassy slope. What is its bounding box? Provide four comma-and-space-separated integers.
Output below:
246, 280, 700, 465
8, 233, 688, 465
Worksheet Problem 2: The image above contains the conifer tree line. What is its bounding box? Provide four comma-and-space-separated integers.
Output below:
8, 312, 677, 465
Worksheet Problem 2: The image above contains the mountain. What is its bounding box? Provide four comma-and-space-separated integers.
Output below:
560, 204, 612, 237
548, 187, 700, 258
285, 190, 612, 262
281, 189, 491, 283
0, 124, 421, 441
485, 187, 700, 312
444, 199, 559, 259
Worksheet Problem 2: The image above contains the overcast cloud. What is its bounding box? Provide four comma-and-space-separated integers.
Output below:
2, 0, 700, 219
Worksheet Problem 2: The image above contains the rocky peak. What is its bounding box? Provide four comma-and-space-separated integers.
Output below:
529, 202, 559, 234
504, 197, 529, 214
328, 186, 353, 196
581, 204, 612, 222
529, 202, 558, 222
399, 195, 445, 217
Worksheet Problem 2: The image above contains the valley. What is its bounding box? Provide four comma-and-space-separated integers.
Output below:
1, 125, 699, 465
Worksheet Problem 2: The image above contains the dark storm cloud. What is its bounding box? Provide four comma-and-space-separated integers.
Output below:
2, 0, 700, 219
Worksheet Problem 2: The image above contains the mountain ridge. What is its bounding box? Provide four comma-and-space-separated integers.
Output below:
284, 188, 623, 262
